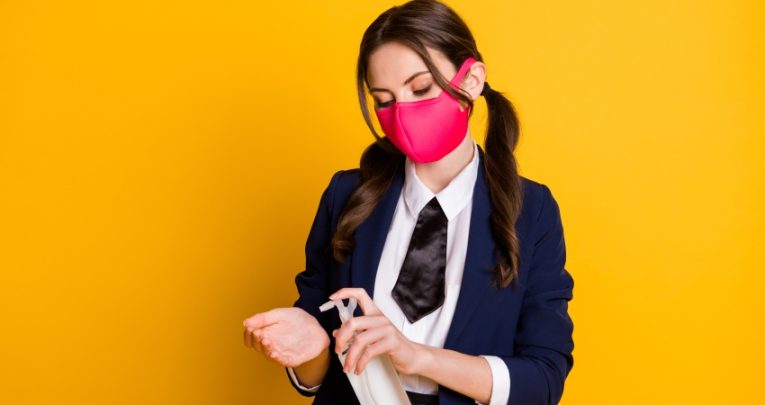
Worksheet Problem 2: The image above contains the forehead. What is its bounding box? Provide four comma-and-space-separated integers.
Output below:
366, 42, 452, 88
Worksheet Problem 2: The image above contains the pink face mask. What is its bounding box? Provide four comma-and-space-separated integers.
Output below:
375, 57, 477, 164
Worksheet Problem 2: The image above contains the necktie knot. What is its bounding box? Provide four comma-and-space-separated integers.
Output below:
420, 197, 446, 221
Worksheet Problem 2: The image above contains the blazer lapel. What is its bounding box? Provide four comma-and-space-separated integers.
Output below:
444, 146, 497, 349
350, 164, 405, 301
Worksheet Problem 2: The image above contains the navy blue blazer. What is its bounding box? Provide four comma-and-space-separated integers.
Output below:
286, 145, 574, 405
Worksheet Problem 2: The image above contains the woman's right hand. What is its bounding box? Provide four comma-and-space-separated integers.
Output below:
243, 307, 330, 368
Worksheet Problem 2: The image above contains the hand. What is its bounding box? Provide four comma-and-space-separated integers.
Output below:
330, 288, 431, 376
243, 307, 330, 368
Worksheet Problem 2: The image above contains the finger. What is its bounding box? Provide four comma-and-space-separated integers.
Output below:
244, 327, 253, 348
262, 337, 286, 364
329, 288, 381, 316
267, 345, 290, 366
342, 326, 388, 373
333, 315, 389, 354
355, 336, 396, 375
243, 311, 279, 330
262, 337, 275, 357
253, 329, 265, 354
269, 351, 285, 365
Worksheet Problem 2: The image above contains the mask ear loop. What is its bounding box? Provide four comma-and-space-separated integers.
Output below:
445, 57, 477, 111
449, 57, 477, 88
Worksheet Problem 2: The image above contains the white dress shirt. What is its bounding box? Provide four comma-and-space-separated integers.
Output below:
288, 138, 511, 405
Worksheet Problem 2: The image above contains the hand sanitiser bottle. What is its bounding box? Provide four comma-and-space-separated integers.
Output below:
319, 298, 411, 405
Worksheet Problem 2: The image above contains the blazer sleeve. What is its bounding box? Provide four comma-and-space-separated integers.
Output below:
500, 184, 575, 405
284, 170, 345, 397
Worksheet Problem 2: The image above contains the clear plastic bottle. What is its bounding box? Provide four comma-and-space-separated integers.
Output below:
319, 298, 411, 405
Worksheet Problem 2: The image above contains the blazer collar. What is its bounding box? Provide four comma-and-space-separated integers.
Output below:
350, 145, 497, 348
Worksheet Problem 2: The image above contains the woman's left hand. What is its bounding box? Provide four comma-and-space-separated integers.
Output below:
329, 288, 431, 376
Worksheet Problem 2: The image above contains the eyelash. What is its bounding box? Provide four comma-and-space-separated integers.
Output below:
376, 85, 432, 108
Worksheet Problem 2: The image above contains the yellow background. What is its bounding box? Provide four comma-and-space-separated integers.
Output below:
1, 0, 763, 403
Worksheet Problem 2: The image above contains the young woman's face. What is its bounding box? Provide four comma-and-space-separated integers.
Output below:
366, 41, 484, 110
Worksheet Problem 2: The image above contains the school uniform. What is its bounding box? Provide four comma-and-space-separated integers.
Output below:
285, 141, 574, 405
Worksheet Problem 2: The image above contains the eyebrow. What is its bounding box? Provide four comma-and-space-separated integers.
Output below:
368, 70, 431, 93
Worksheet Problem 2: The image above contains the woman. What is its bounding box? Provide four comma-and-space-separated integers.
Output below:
242, 1, 574, 404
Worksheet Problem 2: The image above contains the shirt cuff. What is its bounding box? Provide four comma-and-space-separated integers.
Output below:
287, 366, 321, 393
474, 355, 511, 405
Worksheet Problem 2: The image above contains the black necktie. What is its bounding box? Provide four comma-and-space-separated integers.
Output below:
392, 196, 448, 323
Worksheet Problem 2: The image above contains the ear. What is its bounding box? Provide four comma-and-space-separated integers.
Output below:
460, 61, 487, 101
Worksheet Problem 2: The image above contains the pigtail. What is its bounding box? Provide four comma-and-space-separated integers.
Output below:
482, 82, 524, 289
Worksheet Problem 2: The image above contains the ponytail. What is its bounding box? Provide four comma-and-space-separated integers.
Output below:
481, 82, 524, 289
331, 140, 404, 262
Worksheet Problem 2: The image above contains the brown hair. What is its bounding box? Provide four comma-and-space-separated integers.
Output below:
331, 0, 524, 289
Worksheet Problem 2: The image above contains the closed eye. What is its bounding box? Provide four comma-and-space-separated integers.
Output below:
413, 85, 432, 96
375, 99, 395, 109
375, 85, 433, 109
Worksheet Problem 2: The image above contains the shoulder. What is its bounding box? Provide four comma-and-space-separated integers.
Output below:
317, 168, 362, 218
324, 169, 361, 204
328, 168, 362, 195
518, 175, 564, 235
520, 175, 554, 211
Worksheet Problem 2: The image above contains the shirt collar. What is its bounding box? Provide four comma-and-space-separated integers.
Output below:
403, 138, 479, 222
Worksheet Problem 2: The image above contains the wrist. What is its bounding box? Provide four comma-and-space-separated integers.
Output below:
295, 329, 330, 368
312, 333, 331, 364
410, 342, 436, 376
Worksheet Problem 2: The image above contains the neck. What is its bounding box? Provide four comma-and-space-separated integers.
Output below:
414, 131, 475, 194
